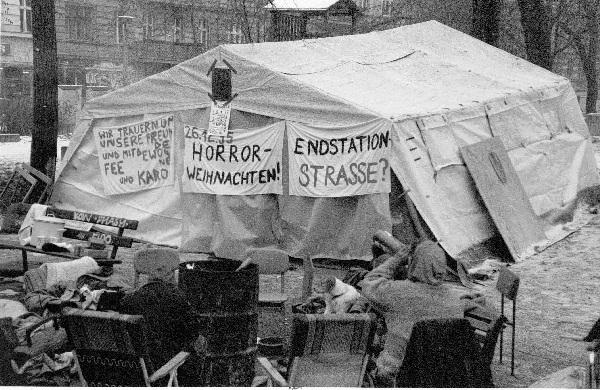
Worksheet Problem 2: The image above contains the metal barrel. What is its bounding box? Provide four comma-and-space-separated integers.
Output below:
179, 259, 259, 387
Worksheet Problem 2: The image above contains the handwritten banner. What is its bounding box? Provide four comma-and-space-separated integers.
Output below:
287, 121, 392, 197
182, 122, 284, 195
94, 114, 174, 195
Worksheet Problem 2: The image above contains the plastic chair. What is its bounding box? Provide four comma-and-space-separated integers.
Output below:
133, 248, 180, 289
257, 313, 377, 387
243, 248, 289, 309
497, 265, 520, 375
63, 308, 189, 387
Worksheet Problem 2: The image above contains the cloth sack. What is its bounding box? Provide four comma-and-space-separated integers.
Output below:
40, 257, 99, 289
0, 299, 28, 319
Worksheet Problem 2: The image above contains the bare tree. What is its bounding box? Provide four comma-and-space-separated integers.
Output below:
557, 0, 598, 113
517, 0, 553, 70
31, 0, 59, 180
472, 0, 501, 46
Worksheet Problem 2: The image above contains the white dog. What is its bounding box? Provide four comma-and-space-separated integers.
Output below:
314, 276, 361, 314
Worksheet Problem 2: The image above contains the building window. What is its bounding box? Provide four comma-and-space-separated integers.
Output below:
116, 14, 134, 44
196, 19, 208, 44
228, 24, 243, 44
143, 12, 155, 40
21, 70, 32, 96
382, 0, 392, 16
116, 17, 126, 44
174, 15, 183, 43
359, 0, 370, 11
19, 0, 31, 33
65, 4, 94, 41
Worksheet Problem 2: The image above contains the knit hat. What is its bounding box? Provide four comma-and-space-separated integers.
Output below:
408, 240, 447, 285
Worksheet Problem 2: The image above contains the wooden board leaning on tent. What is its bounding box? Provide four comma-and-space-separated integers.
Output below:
459, 137, 547, 261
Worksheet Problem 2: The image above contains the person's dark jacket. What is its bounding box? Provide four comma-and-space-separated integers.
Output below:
119, 280, 200, 370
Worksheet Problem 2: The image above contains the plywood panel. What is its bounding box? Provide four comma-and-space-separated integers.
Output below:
460, 137, 547, 261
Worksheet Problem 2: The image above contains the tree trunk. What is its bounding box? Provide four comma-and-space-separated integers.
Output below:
584, 0, 598, 113
472, 0, 500, 46
30, 0, 59, 181
516, 0, 554, 70
241, 0, 252, 43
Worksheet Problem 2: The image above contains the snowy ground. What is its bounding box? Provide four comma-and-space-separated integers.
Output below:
0, 135, 70, 160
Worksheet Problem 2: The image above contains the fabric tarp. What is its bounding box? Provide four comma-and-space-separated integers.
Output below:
51, 21, 600, 261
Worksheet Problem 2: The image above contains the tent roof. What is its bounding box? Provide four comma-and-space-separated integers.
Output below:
83, 20, 568, 124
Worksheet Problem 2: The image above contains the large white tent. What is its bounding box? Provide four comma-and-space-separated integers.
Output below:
51, 21, 599, 262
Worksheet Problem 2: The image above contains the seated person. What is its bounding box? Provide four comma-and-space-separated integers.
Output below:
359, 239, 464, 385
119, 264, 201, 385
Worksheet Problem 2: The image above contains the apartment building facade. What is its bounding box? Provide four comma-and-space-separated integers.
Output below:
1, 0, 268, 98
0, 0, 269, 133
1, 0, 34, 99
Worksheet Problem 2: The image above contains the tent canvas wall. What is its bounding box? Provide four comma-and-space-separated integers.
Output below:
51, 21, 600, 262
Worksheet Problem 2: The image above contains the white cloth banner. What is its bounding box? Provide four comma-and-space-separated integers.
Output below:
93, 114, 175, 195
287, 120, 392, 197
182, 122, 284, 195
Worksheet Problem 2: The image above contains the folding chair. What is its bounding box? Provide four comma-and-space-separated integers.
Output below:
257, 313, 377, 387
133, 248, 180, 288
497, 265, 520, 375
63, 308, 189, 387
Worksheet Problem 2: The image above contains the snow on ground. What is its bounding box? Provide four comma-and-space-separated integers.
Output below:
0, 136, 70, 160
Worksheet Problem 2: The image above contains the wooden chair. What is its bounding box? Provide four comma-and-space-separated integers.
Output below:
464, 309, 507, 367
1, 317, 22, 385
63, 308, 190, 387
257, 313, 377, 387
133, 248, 180, 288
585, 336, 600, 389
1, 313, 70, 385
243, 248, 289, 310
396, 318, 493, 388
0, 163, 52, 206
497, 265, 520, 375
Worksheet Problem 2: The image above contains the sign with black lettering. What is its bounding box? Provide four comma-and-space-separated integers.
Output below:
182, 122, 284, 195
93, 114, 174, 195
208, 101, 231, 136
287, 121, 392, 197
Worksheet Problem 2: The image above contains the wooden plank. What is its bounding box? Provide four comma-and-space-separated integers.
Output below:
46, 208, 139, 230
460, 138, 547, 261
15, 165, 37, 185
465, 316, 492, 332
22, 163, 53, 184
0, 238, 122, 266
62, 228, 134, 248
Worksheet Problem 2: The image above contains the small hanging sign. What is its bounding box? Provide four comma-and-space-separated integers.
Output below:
207, 101, 231, 136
